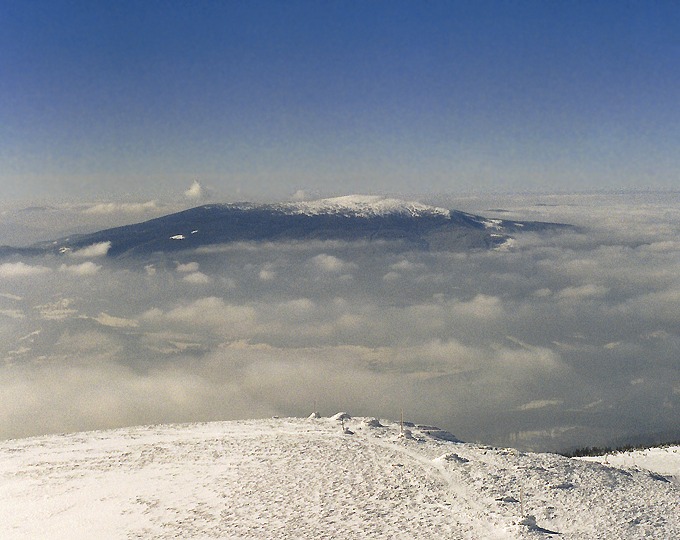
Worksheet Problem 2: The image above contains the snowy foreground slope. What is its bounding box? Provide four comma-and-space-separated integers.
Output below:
581, 446, 680, 486
1, 417, 678, 539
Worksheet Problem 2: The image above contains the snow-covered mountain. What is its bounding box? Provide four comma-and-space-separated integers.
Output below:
4, 195, 571, 258
278, 195, 453, 218
1, 415, 678, 539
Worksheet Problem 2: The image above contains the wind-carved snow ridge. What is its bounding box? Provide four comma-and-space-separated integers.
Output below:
279, 195, 452, 219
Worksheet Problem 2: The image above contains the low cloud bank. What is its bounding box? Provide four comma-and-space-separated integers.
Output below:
0, 262, 50, 278
83, 201, 159, 215
1, 192, 679, 451
70, 241, 111, 258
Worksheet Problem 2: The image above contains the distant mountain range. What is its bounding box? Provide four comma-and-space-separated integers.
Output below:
2, 195, 573, 258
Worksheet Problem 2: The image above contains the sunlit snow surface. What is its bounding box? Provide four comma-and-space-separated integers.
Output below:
582, 446, 680, 485
1, 417, 678, 539
279, 195, 452, 218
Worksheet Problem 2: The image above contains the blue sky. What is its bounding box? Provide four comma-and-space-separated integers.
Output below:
1, 0, 679, 201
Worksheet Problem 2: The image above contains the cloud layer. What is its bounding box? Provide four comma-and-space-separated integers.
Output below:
1, 192, 679, 451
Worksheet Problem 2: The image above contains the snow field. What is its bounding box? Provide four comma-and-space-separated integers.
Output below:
0, 416, 678, 539
581, 445, 680, 485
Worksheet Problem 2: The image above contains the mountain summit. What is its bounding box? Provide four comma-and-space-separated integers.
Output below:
12, 195, 571, 258
1, 416, 678, 539
275, 194, 453, 218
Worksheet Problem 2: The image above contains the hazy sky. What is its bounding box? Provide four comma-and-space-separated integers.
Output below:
2, 1, 679, 201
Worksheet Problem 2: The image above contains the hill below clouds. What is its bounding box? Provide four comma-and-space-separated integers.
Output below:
0, 415, 678, 539
12, 195, 571, 258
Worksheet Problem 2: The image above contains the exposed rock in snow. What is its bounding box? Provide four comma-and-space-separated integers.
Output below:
519, 514, 561, 535
420, 427, 461, 442
435, 452, 470, 464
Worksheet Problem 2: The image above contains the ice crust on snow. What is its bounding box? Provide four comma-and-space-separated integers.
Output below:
1, 417, 679, 539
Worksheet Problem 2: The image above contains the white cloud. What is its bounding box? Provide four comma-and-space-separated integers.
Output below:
494, 345, 564, 372
70, 241, 111, 258
35, 298, 78, 320
311, 254, 354, 273
7, 346, 30, 356
176, 262, 200, 273
142, 297, 256, 336
533, 288, 552, 297
185, 180, 203, 200
614, 288, 680, 323
83, 201, 158, 215
92, 313, 139, 328
390, 260, 425, 272
0, 309, 25, 319
451, 294, 504, 319
60, 262, 101, 275
0, 353, 274, 440
290, 190, 308, 201
259, 269, 275, 281
0, 262, 50, 278
516, 399, 563, 411
19, 330, 41, 342
276, 298, 315, 318
557, 284, 609, 300
183, 272, 211, 284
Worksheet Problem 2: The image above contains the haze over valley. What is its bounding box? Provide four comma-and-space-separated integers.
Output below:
2, 191, 679, 453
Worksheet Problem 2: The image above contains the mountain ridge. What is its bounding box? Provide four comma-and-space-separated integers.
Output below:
2, 196, 572, 258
